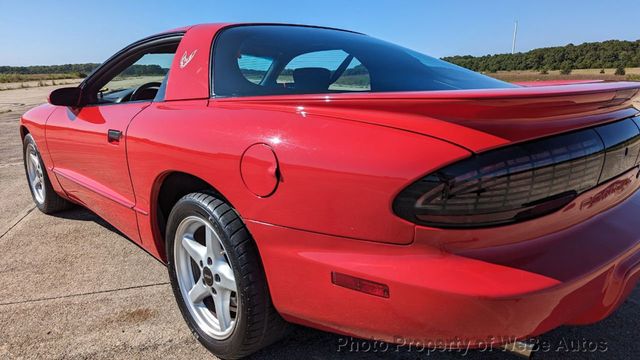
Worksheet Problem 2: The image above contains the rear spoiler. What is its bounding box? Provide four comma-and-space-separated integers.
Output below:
218, 81, 640, 152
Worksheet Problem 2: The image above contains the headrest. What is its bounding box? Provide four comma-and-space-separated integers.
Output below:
293, 67, 332, 92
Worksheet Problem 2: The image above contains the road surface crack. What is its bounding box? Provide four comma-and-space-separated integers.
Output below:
0, 205, 35, 240
0, 282, 170, 307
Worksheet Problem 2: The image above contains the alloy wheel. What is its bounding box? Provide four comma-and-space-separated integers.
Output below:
174, 215, 239, 339
26, 143, 45, 204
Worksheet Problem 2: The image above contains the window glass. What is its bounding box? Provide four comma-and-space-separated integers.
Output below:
94, 52, 175, 104
102, 53, 173, 94
276, 50, 349, 85
329, 57, 370, 91
238, 54, 273, 84
213, 25, 515, 97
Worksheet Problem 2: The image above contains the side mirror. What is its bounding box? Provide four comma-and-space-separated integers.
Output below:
48, 87, 82, 107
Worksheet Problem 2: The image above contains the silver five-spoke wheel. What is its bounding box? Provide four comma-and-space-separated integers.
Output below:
26, 143, 45, 204
23, 133, 71, 213
174, 215, 239, 339
167, 192, 290, 358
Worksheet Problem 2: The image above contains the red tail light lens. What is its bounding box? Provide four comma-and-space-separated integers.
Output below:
393, 117, 640, 228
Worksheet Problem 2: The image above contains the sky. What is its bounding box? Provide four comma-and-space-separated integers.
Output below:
1, 0, 640, 66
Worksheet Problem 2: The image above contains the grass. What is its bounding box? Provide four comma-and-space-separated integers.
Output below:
487, 67, 640, 82
0, 73, 84, 84
249, 68, 640, 89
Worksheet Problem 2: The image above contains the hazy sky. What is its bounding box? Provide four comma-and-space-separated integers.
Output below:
1, 0, 639, 66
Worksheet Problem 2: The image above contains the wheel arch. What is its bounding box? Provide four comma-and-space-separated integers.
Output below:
151, 170, 234, 261
20, 125, 30, 140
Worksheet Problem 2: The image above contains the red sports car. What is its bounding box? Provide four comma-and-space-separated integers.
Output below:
20, 23, 640, 358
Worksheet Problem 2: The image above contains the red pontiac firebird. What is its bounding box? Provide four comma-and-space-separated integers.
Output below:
20, 23, 640, 358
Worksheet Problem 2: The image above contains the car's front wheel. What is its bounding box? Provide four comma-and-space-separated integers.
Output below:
166, 192, 290, 359
22, 133, 71, 213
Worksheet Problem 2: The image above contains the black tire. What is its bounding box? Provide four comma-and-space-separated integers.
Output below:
166, 192, 290, 359
22, 133, 72, 214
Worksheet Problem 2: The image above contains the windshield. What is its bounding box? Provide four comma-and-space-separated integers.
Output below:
213, 25, 516, 97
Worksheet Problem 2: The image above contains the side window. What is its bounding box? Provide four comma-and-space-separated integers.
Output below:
94, 51, 176, 105
237, 55, 273, 84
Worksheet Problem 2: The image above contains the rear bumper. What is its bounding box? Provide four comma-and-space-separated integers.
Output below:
247, 176, 640, 346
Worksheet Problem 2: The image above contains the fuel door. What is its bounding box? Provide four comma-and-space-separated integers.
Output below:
240, 143, 280, 197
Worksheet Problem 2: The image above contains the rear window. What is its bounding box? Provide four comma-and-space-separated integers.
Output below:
237, 54, 273, 84
275, 50, 371, 91
213, 25, 514, 97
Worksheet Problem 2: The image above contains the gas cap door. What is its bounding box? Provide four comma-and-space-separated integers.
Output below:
240, 143, 280, 197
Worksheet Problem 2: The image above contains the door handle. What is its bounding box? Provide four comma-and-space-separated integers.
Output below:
107, 129, 122, 143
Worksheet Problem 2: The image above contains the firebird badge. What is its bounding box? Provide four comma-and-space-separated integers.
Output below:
179, 49, 197, 69
580, 178, 632, 210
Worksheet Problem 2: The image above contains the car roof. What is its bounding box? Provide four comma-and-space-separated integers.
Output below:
154, 23, 361, 37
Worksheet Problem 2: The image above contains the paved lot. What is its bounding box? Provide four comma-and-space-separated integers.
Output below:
0, 86, 638, 359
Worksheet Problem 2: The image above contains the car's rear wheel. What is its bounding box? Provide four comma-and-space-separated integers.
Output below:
23, 133, 72, 213
166, 192, 290, 359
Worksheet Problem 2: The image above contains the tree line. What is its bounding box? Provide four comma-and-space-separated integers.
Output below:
0, 63, 168, 77
0, 63, 99, 76
4, 39, 640, 77
442, 39, 640, 72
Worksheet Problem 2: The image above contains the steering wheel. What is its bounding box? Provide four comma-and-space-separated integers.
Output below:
130, 81, 162, 101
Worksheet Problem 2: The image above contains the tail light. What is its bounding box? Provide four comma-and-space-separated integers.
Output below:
393, 116, 640, 228
331, 272, 390, 298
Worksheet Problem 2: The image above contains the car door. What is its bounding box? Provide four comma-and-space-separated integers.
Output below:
45, 35, 181, 243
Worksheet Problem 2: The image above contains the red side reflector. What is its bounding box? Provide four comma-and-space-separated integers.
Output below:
331, 272, 390, 298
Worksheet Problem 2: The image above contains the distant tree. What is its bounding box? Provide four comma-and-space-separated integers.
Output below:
600, 68, 606, 74
615, 65, 626, 75
343, 64, 369, 76
560, 63, 573, 75
540, 69, 549, 75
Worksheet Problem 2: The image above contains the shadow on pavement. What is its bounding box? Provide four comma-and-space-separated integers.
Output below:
51, 207, 123, 237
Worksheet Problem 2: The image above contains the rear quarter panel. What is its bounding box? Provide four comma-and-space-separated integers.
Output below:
125, 99, 470, 256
